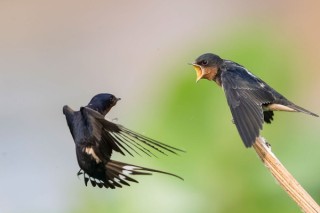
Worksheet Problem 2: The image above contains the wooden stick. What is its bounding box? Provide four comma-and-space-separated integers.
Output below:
253, 137, 320, 213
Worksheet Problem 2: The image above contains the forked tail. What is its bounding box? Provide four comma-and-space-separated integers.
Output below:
288, 103, 319, 117
78, 160, 183, 189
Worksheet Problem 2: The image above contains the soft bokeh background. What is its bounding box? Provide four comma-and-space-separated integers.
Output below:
1, 1, 320, 213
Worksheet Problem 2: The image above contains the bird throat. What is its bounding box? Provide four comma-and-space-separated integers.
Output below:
210, 67, 221, 86
201, 66, 221, 87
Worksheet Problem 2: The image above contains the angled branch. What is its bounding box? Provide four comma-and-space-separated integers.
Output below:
253, 137, 320, 213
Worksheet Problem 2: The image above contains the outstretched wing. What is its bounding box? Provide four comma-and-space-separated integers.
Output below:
221, 64, 275, 147
81, 107, 184, 158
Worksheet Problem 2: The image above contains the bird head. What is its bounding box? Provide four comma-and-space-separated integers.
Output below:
191, 53, 223, 82
87, 93, 121, 116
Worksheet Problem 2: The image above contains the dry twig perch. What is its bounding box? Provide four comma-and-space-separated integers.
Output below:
253, 137, 320, 213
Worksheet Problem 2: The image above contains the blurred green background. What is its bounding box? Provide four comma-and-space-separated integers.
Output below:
1, 1, 319, 213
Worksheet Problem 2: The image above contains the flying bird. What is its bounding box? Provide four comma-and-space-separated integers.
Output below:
63, 93, 183, 189
191, 53, 318, 147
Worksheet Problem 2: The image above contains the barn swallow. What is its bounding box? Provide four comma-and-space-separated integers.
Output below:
63, 93, 183, 189
191, 53, 318, 148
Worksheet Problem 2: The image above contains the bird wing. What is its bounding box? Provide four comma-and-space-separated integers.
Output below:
63, 105, 77, 140
221, 65, 275, 147
81, 107, 184, 157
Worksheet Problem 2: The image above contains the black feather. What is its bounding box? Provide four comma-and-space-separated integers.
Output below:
63, 93, 184, 189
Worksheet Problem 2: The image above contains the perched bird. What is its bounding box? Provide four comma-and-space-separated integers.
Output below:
192, 53, 318, 148
63, 93, 183, 189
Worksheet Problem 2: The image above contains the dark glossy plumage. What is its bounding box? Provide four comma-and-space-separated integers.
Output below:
63, 93, 183, 189
193, 53, 318, 147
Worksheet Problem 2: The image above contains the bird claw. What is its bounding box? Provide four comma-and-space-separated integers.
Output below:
260, 137, 272, 149
265, 141, 271, 148
77, 169, 83, 177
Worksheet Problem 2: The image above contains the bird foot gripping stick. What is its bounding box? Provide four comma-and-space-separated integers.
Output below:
192, 53, 318, 147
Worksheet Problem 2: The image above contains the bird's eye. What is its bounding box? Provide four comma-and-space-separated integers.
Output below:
201, 60, 208, 65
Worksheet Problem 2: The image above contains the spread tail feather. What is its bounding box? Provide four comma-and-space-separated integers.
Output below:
78, 160, 183, 189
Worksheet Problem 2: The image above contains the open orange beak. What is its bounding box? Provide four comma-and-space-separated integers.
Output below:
191, 63, 204, 82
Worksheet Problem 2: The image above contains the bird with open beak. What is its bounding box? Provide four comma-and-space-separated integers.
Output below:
191, 53, 318, 148
63, 93, 183, 189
